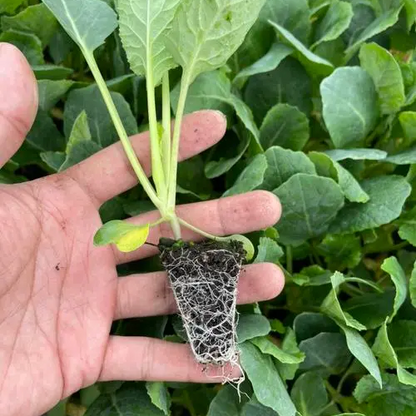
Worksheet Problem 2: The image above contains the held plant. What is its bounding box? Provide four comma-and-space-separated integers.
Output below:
42, 0, 264, 370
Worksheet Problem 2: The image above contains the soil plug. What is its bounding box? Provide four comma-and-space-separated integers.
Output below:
159, 239, 246, 367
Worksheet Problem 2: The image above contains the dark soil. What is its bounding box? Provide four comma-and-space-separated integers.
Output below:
159, 239, 246, 365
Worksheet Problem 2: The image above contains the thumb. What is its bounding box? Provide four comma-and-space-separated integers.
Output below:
0, 43, 38, 169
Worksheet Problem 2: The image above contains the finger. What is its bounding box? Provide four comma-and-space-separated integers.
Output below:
0, 43, 38, 168
99, 336, 241, 383
115, 263, 284, 320
66, 110, 226, 206
114, 190, 281, 265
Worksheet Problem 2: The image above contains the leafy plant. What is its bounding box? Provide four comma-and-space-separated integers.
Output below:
2, 0, 416, 415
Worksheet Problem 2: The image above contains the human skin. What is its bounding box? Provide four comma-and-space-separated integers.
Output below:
0, 43, 284, 416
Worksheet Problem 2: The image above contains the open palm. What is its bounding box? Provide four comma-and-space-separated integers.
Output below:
0, 44, 284, 416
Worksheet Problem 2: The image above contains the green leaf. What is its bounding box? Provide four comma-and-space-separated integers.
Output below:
254, 237, 284, 264
2, 4, 58, 46
381, 257, 407, 321
354, 373, 416, 416
116, 0, 179, 85
94, 220, 150, 252
359, 43, 406, 115
294, 312, 339, 342
411, 262, 416, 308
173, 70, 233, 116
321, 67, 379, 148
262, 146, 316, 191
251, 335, 305, 365
40, 151, 66, 171
205, 132, 250, 179
321, 272, 366, 330
309, 152, 370, 203
404, 0, 416, 30
26, 110, 65, 152
317, 234, 362, 270
269, 21, 334, 74
42, 0, 117, 52
373, 321, 416, 387
324, 148, 388, 161
244, 57, 312, 124
66, 111, 92, 154
313, 0, 354, 47
59, 141, 102, 171
234, 42, 294, 85
242, 400, 278, 416
145, 382, 170, 415
386, 146, 416, 165
207, 385, 240, 416
275, 328, 306, 380
240, 342, 297, 416
388, 320, 416, 369
223, 154, 267, 197
330, 176, 411, 234
32, 64, 74, 80
173, 71, 260, 143
343, 290, 394, 330
341, 323, 382, 387
345, 5, 403, 60
64, 85, 138, 148
166, 0, 266, 83
274, 173, 345, 246
0, 29, 44, 65
0, 0, 25, 14
84, 382, 165, 415
237, 314, 271, 343
291, 372, 329, 416
260, 104, 310, 151
298, 332, 352, 374
37, 80, 73, 111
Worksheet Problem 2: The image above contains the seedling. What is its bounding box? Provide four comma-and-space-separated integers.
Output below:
43, 0, 264, 373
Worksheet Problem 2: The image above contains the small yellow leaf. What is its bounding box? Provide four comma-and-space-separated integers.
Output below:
115, 223, 150, 252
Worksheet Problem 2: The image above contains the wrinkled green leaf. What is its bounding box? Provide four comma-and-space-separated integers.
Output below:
166, 0, 266, 83
43, 0, 117, 52
254, 237, 284, 263
330, 176, 411, 234
37, 79, 73, 111
260, 104, 309, 151
313, 0, 354, 47
116, 0, 180, 85
262, 146, 316, 191
2, 4, 58, 46
0, 29, 44, 65
321, 67, 379, 148
359, 43, 405, 114
274, 173, 345, 245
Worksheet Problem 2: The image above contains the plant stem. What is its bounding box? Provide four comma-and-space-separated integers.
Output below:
83, 50, 162, 211
168, 71, 191, 210
178, 218, 222, 241
162, 73, 172, 189
146, 66, 166, 199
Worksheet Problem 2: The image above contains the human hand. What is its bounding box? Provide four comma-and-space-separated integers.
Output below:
0, 43, 284, 416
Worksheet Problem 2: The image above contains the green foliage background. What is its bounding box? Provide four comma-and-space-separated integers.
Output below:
2, 0, 416, 415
